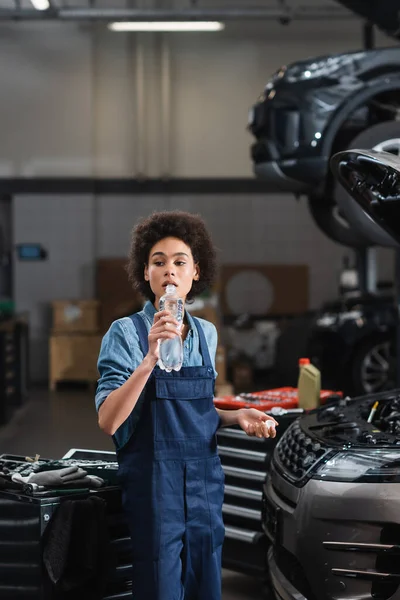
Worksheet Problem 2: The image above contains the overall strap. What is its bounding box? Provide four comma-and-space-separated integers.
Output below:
193, 317, 213, 369
129, 313, 149, 356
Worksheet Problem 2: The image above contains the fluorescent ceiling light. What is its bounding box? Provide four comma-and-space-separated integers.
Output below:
30, 0, 50, 9
108, 21, 224, 32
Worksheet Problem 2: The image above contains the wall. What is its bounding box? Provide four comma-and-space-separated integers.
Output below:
4, 14, 396, 380
0, 17, 395, 178
13, 192, 395, 381
13, 195, 95, 379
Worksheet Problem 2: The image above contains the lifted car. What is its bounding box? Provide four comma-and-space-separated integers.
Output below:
249, 0, 400, 247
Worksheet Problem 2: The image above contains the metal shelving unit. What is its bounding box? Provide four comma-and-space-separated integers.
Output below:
217, 413, 300, 577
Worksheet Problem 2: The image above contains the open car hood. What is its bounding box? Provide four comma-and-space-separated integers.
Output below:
335, 0, 400, 40
331, 149, 400, 246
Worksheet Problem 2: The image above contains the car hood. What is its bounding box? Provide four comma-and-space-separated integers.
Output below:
280, 46, 400, 86
335, 0, 400, 40
331, 149, 400, 246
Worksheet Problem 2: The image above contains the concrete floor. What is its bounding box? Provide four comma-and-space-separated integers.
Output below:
0, 386, 266, 600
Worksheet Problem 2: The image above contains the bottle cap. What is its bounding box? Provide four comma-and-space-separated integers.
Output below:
299, 358, 310, 366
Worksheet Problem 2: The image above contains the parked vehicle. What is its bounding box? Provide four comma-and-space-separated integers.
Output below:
308, 292, 397, 396
264, 389, 400, 600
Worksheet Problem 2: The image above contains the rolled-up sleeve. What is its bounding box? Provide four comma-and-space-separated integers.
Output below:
195, 318, 218, 377
206, 322, 218, 375
95, 318, 144, 412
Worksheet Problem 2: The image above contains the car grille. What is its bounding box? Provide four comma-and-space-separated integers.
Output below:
273, 420, 330, 484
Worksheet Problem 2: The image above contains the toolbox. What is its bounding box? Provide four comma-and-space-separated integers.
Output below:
214, 386, 342, 411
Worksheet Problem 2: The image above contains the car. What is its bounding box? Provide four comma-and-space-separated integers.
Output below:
262, 145, 400, 600
264, 389, 400, 600
308, 292, 397, 396
248, 0, 400, 247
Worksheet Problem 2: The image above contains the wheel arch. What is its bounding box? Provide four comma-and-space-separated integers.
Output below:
321, 80, 400, 159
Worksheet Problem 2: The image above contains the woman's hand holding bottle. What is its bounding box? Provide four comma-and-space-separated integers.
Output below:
147, 310, 181, 363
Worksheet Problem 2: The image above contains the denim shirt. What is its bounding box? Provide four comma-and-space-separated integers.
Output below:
95, 300, 218, 451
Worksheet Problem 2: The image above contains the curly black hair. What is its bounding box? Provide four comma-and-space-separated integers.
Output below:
127, 211, 217, 303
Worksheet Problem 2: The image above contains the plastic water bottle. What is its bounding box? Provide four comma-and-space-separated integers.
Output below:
158, 284, 184, 372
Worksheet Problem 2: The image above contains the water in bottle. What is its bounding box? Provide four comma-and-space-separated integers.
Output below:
158, 284, 184, 372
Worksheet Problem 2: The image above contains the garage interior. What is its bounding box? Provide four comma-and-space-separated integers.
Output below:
1, 1, 400, 600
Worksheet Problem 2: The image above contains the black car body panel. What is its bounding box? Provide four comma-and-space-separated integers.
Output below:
249, 48, 400, 192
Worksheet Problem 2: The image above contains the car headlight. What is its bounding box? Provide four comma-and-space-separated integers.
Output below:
313, 450, 400, 483
316, 309, 363, 328
285, 51, 366, 83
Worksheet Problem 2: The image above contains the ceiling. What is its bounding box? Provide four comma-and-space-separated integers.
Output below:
4, 0, 400, 39
0, 0, 353, 19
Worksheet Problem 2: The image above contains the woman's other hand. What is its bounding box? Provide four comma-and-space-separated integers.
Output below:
237, 408, 278, 438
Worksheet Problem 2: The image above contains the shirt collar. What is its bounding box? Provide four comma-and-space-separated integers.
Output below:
143, 300, 194, 335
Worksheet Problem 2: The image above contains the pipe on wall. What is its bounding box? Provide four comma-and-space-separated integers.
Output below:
135, 34, 147, 178
160, 33, 171, 178
0, 7, 355, 21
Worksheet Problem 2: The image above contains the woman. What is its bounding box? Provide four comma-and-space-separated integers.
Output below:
95, 211, 278, 600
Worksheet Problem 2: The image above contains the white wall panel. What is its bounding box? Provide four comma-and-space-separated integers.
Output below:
97, 195, 168, 256
0, 23, 92, 176
13, 195, 95, 380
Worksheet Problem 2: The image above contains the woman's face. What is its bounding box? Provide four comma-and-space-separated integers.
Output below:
144, 237, 199, 307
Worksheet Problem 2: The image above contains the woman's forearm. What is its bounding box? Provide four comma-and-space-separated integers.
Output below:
98, 354, 157, 436
215, 408, 240, 427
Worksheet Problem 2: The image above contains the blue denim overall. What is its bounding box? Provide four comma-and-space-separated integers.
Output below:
117, 313, 225, 600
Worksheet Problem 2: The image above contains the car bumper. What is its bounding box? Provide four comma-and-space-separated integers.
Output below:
252, 154, 327, 193
253, 160, 309, 193
264, 462, 400, 600
268, 546, 307, 600
250, 93, 329, 192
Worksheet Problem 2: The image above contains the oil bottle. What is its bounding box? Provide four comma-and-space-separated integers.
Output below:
297, 358, 321, 410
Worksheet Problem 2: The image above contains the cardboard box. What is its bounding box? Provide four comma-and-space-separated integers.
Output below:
49, 333, 102, 390
96, 258, 143, 332
52, 300, 99, 334
100, 299, 143, 333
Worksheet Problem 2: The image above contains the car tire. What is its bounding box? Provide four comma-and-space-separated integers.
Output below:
308, 192, 372, 248
334, 121, 400, 247
351, 333, 396, 396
